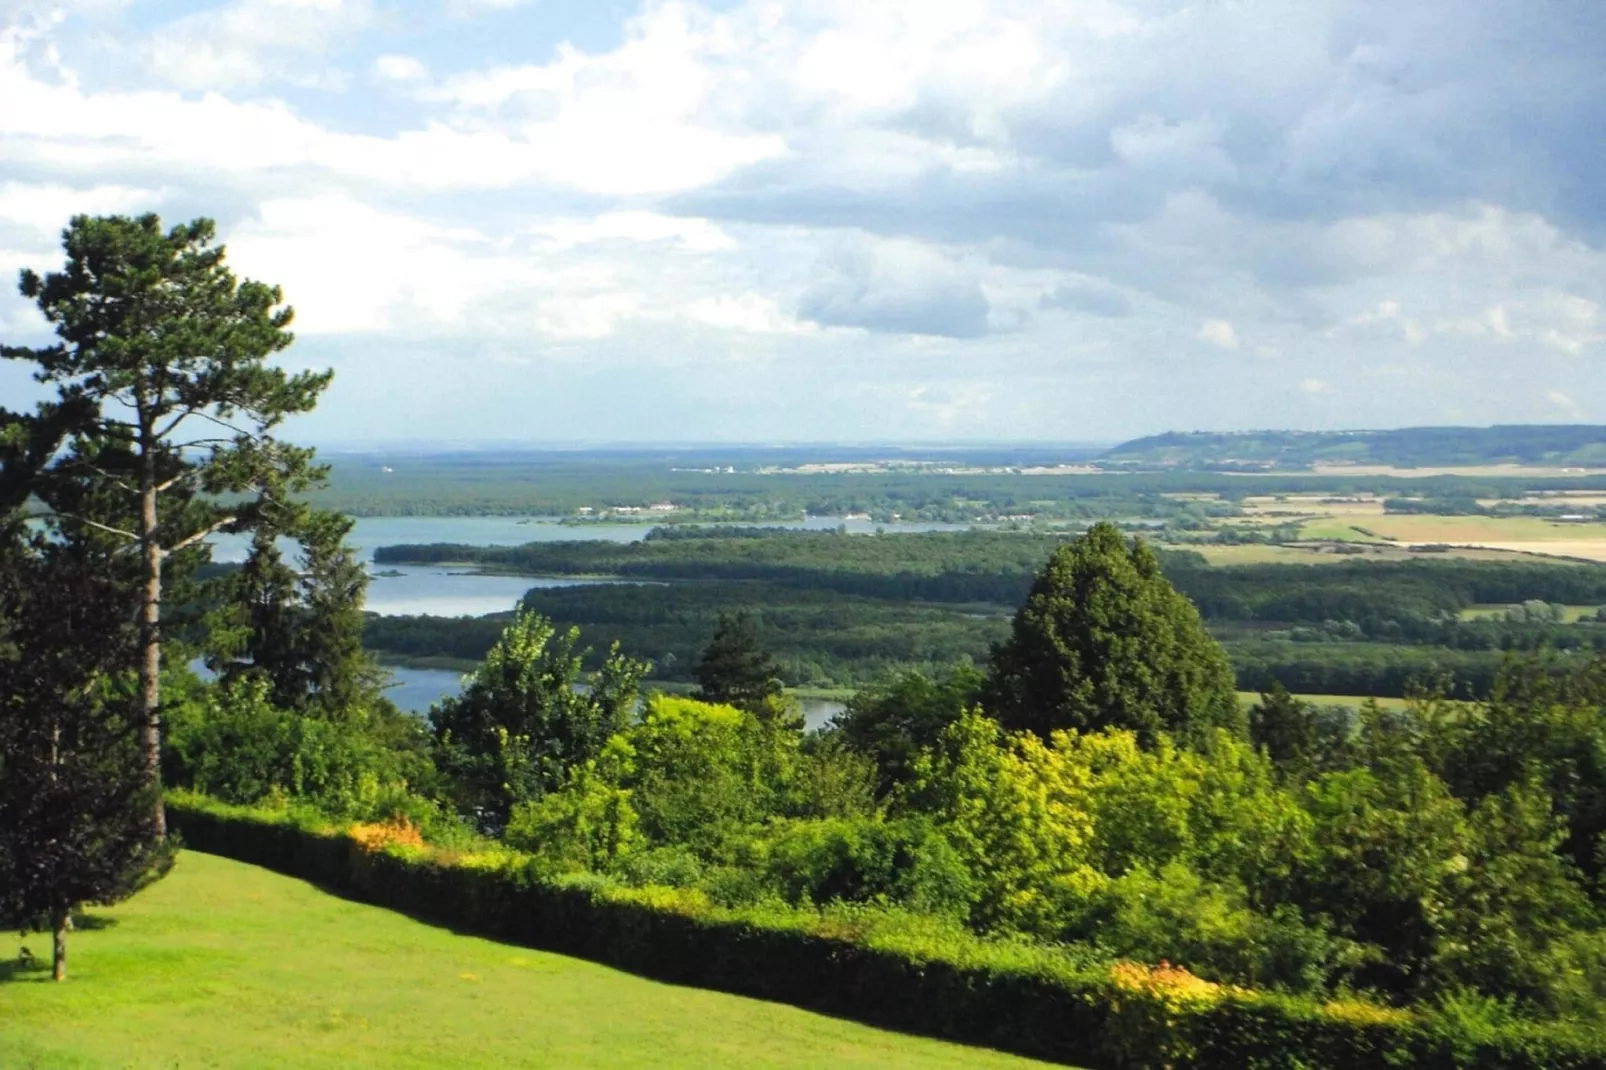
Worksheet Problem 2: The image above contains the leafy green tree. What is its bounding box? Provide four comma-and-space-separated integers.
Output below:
983, 522, 1242, 745
0, 524, 171, 980
693, 610, 783, 712
836, 663, 983, 794
1429, 656, 1606, 884
430, 611, 647, 829
3, 214, 331, 835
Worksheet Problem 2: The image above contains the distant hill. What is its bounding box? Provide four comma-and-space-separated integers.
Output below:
1101, 426, 1606, 470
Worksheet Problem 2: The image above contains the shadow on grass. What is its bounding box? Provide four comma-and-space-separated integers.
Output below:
0, 954, 52, 983
70, 913, 117, 931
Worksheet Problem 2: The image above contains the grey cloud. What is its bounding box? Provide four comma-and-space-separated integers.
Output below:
797, 243, 991, 339
680, 0, 1606, 311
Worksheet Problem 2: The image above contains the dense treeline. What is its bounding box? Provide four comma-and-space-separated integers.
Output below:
366, 581, 1008, 688
1178, 559, 1606, 622
378, 532, 1606, 620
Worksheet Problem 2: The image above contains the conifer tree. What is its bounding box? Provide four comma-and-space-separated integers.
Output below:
0, 524, 171, 981
3, 214, 330, 835
983, 522, 1242, 745
693, 610, 784, 712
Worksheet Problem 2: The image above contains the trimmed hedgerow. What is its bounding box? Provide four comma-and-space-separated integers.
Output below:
167, 793, 1606, 1070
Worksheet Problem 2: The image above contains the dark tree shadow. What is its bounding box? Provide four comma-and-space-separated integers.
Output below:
0, 952, 51, 983
70, 913, 117, 931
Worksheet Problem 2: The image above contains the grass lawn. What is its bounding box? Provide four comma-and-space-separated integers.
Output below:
0, 852, 1057, 1070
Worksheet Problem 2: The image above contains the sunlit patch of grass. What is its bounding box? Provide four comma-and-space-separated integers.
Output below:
0, 852, 1059, 1070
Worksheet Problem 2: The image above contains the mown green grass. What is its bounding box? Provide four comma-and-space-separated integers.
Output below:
0, 852, 1057, 1070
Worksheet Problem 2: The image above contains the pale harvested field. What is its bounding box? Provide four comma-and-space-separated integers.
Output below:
1476, 494, 1606, 508
1174, 541, 1564, 566
1452, 541, 1606, 563
1295, 514, 1606, 563
1241, 495, 1385, 517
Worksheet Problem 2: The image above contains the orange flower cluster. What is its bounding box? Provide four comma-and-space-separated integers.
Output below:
348, 816, 426, 854
1108, 960, 1228, 1005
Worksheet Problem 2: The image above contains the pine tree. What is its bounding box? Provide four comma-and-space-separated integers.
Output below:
206, 506, 382, 718
983, 522, 1242, 745
692, 611, 784, 713
3, 214, 330, 836
0, 525, 172, 981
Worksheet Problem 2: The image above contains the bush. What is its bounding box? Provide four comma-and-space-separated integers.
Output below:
164, 677, 405, 817
752, 816, 974, 917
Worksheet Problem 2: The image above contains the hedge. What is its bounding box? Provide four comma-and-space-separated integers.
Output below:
167, 794, 1606, 1070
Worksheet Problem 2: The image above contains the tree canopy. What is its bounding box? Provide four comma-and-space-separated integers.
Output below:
983, 522, 1242, 744
692, 610, 784, 713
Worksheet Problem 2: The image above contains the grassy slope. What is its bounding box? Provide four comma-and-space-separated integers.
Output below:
0, 852, 1055, 1070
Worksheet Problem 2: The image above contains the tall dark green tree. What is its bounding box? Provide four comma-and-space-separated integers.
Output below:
693, 610, 783, 712
3, 214, 331, 835
0, 523, 171, 981
206, 506, 382, 718
982, 522, 1242, 745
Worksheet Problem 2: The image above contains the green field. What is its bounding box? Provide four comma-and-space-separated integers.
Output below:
1236, 691, 1413, 712
1458, 603, 1604, 622
0, 852, 1055, 1070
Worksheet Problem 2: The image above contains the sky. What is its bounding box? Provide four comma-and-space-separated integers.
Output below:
0, 0, 1603, 445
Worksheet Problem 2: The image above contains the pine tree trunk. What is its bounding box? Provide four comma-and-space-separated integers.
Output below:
139, 427, 166, 840
51, 906, 68, 982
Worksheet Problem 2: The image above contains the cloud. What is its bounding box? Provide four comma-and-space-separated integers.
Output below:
798, 237, 991, 338
1547, 390, 1582, 417
1040, 278, 1133, 318
1198, 320, 1239, 349
1298, 378, 1333, 395
5, 0, 1606, 442
0, 181, 162, 235
373, 54, 429, 83
143, 0, 375, 91
530, 212, 734, 253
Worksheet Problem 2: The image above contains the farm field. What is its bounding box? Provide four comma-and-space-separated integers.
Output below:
1458, 603, 1605, 622
0, 852, 1057, 1070
1295, 514, 1606, 561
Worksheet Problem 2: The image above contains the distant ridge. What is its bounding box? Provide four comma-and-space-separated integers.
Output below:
1101, 425, 1606, 470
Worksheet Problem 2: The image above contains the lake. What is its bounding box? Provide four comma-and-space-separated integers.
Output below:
386, 665, 845, 728
209, 514, 986, 618
209, 514, 928, 723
